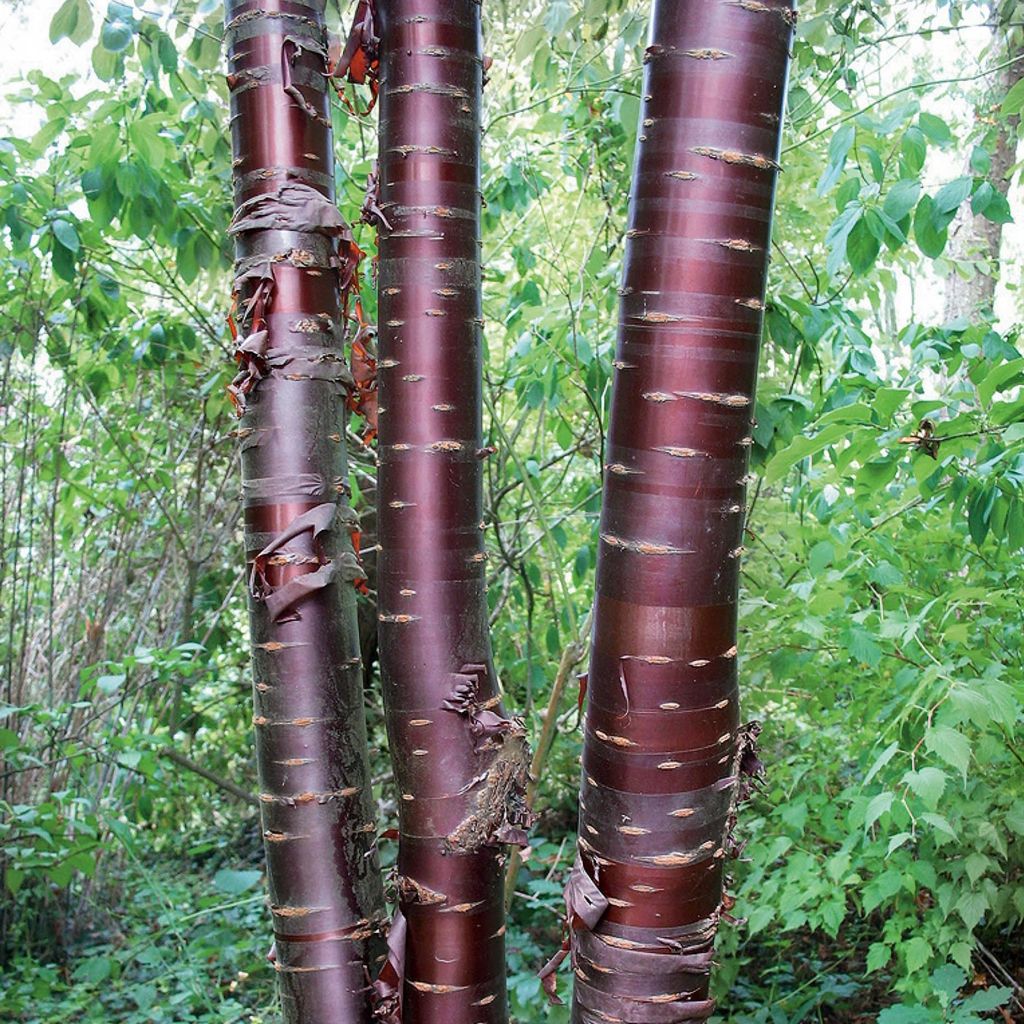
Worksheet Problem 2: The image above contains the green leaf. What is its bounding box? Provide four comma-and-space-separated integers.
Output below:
864, 741, 899, 785
101, 18, 134, 53
847, 216, 881, 274
51, 219, 80, 253
968, 487, 994, 546
1005, 801, 1024, 835
918, 112, 952, 145
864, 790, 893, 830
808, 540, 834, 575
981, 191, 1013, 224
924, 725, 971, 777
887, 831, 912, 856
930, 964, 966, 1002
51, 240, 77, 282
213, 868, 262, 895
763, 421, 851, 483
877, 1005, 933, 1024
962, 988, 1011, 1012
1001, 75, 1024, 115
73, 956, 113, 984
978, 357, 1024, 405
921, 812, 958, 840
883, 180, 921, 222
969, 145, 991, 175
847, 627, 882, 668
128, 117, 169, 169
817, 124, 855, 195
903, 767, 946, 808
96, 673, 125, 694
901, 126, 927, 174
971, 181, 994, 216
954, 889, 988, 931
745, 904, 774, 935
914, 196, 947, 258
933, 177, 972, 215
50, 0, 93, 45
904, 935, 932, 974
866, 942, 891, 974
825, 202, 863, 277
964, 852, 989, 885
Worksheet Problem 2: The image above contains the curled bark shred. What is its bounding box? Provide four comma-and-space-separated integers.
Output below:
372, 908, 406, 1023
230, 182, 352, 236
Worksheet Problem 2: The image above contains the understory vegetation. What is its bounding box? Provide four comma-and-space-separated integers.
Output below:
1, 0, 1022, 1020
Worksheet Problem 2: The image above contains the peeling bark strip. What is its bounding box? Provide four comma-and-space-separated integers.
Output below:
375, 3, 529, 1022
566, 3, 793, 1022
226, 2, 385, 1021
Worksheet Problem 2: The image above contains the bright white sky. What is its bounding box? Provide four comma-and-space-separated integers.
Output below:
0, 1, 1020, 332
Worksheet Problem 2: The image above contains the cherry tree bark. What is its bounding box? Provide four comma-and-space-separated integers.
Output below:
564, 3, 794, 1021
373, 2, 530, 1021
225, 1, 385, 1020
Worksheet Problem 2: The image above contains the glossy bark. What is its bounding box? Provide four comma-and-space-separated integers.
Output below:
569, 3, 794, 1022
374, 3, 528, 1021
225, 2, 385, 1020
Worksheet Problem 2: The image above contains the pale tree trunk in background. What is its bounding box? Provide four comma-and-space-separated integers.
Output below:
944, 2, 1023, 321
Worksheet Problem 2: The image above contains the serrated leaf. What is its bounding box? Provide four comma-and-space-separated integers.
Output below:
964, 852, 989, 885
921, 812, 957, 840
903, 766, 946, 808
924, 725, 971, 777
73, 956, 113, 984
847, 627, 882, 668
887, 831, 912, 856
866, 942, 891, 974
864, 741, 899, 785
877, 1005, 933, 1024
955, 889, 988, 931
864, 790, 894, 830
903, 935, 932, 973
962, 987, 1012, 1012
930, 963, 966, 1001
1005, 801, 1024, 835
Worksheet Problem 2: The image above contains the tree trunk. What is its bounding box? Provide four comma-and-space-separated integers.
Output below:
374, 2, 530, 1021
225, 2, 385, 1020
944, 6, 1022, 321
566, 3, 793, 1022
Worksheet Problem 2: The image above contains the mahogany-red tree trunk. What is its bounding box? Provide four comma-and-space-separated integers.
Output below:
373, 2, 530, 1021
225, 2, 385, 1020
567, 3, 794, 1021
